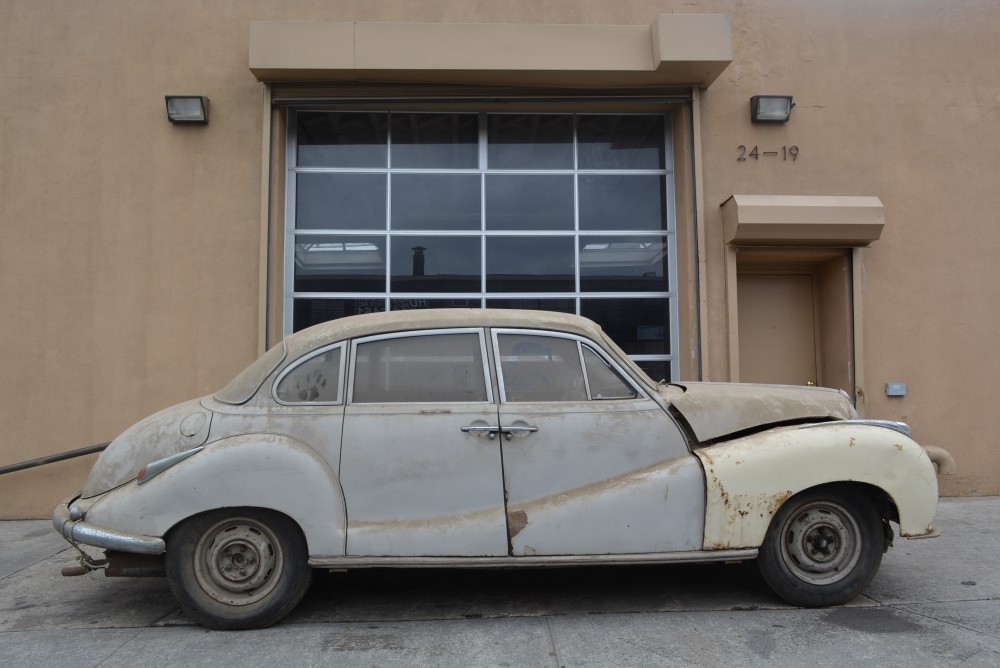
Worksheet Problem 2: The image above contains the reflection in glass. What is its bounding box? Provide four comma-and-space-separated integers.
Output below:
293, 298, 388, 331
354, 333, 488, 403
390, 236, 481, 293
497, 334, 587, 402
296, 173, 386, 230
578, 175, 666, 231
293, 236, 385, 292
391, 113, 478, 169
486, 237, 575, 292
391, 298, 481, 311
485, 175, 574, 231
486, 298, 576, 314
577, 115, 665, 170
391, 174, 481, 231
581, 298, 670, 355
297, 112, 388, 168
580, 236, 669, 292
488, 114, 573, 169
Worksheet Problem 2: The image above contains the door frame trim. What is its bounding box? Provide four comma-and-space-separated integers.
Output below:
725, 246, 867, 414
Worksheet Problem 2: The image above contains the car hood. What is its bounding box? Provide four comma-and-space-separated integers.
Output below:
81, 398, 212, 498
662, 382, 858, 443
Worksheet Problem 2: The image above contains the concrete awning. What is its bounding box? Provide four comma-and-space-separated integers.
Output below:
721, 195, 885, 246
249, 15, 732, 87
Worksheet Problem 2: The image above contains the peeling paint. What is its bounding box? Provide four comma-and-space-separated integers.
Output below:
507, 510, 528, 538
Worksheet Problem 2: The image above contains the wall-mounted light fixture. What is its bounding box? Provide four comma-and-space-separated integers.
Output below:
165, 96, 210, 124
750, 95, 794, 124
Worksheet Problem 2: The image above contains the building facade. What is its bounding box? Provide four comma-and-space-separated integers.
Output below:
2, 0, 997, 517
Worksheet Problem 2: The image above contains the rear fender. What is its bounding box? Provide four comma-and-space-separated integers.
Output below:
83, 434, 347, 556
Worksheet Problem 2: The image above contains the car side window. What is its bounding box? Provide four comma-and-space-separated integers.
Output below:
351, 332, 489, 403
582, 345, 638, 400
497, 334, 588, 402
274, 346, 343, 404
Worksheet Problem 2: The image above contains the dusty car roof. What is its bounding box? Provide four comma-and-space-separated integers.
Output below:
284, 308, 609, 360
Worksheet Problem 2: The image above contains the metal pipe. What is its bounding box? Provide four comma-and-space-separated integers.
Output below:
0, 442, 109, 476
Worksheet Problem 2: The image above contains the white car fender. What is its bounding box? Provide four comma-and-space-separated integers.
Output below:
694, 423, 939, 550
83, 433, 347, 556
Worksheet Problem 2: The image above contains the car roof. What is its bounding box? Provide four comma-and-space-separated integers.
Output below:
284, 308, 609, 360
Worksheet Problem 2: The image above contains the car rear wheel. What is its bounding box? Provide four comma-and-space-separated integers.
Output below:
166, 508, 312, 629
757, 489, 884, 607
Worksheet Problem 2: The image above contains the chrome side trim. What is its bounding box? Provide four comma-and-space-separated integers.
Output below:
800, 419, 912, 438
53, 500, 165, 555
308, 548, 757, 569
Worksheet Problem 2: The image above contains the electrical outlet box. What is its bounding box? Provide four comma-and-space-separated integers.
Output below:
886, 382, 907, 397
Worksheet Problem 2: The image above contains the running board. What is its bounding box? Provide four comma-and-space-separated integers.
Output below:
309, 549, 757, 570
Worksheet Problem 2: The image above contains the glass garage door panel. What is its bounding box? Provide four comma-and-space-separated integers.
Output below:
293, 236, 385, 292
485, 174, 575, 231
487, 114, 574, 169
580, 298, 671, 355
578, 175, 667, 231
390, 113, 478, 169
296, 174, 386, 230
577, 114, 666, 170
296, 111, 388, 168
390, 236, 481, 293
287, 111, 678, 380
486, 237, 575, 292
392, 174, 481, 231
579, 236, 669, 292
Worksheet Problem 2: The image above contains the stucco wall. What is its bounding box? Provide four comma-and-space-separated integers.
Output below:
1, 0, 997, 517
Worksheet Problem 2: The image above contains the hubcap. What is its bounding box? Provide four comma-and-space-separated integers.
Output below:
193, 518, 284, 606
780, 501, 861, 585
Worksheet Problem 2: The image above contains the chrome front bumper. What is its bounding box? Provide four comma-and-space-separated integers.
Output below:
53, 495, 165, 555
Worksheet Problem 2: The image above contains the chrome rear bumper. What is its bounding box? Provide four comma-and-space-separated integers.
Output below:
53, 496, 165, 555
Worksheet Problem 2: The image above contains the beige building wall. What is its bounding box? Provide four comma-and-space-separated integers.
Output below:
0, 0, 996, 517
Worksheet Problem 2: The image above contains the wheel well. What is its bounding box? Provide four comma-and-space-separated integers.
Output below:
164, 506, 306, 544
784, 481, 900, 525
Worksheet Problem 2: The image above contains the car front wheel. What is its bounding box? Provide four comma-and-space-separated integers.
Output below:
166, 508, 312, 629
757, 489, 884, 607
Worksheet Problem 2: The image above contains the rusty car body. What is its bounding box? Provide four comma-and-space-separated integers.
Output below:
54, 309, 945, 629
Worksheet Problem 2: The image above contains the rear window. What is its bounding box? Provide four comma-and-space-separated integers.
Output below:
214, 341, 287, 405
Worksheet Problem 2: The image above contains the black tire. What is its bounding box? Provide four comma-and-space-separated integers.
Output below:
166, 508, 313, 630
757, 488, 884, 607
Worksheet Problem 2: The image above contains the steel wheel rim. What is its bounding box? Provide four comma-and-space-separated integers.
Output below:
193, 517, 284, 606
779, 500, 861, 586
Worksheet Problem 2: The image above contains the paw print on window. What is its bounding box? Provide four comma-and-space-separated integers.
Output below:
295, 369, 326, 402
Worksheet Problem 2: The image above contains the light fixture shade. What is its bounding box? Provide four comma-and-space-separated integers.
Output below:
750, 95, 794, 123
165, 96, 209, 124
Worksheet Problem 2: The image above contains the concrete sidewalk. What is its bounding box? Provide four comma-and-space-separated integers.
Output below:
1, 497, 998, 667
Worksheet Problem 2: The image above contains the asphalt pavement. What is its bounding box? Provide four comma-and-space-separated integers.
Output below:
1, 497, 998, 667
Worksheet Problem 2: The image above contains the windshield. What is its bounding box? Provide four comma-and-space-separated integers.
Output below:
214, 341, 287, 405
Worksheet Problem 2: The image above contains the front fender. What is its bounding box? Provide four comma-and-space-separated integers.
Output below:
694, 424, 939, 549
83, 434, 347, 556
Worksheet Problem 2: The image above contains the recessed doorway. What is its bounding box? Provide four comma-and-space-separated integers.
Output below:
733, 249, 855, 397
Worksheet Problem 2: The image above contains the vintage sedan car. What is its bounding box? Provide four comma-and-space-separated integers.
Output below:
54, 309, 947, 629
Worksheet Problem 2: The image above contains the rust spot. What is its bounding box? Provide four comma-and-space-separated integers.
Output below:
849, 437, 856, 447
895, 444, 904, 452
507, 510, 528, 538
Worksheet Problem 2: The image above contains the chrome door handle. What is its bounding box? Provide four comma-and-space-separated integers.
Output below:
499, 425, 538, 440
461, 424, 502, 440
461, 424, 539, 441
500, 426, 538, 441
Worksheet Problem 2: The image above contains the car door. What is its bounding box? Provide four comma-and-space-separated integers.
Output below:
493, 329, 705, 556
339, 328, 508, 556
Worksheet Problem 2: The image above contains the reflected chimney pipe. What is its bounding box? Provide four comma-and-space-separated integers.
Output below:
412, 246, 426, 276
